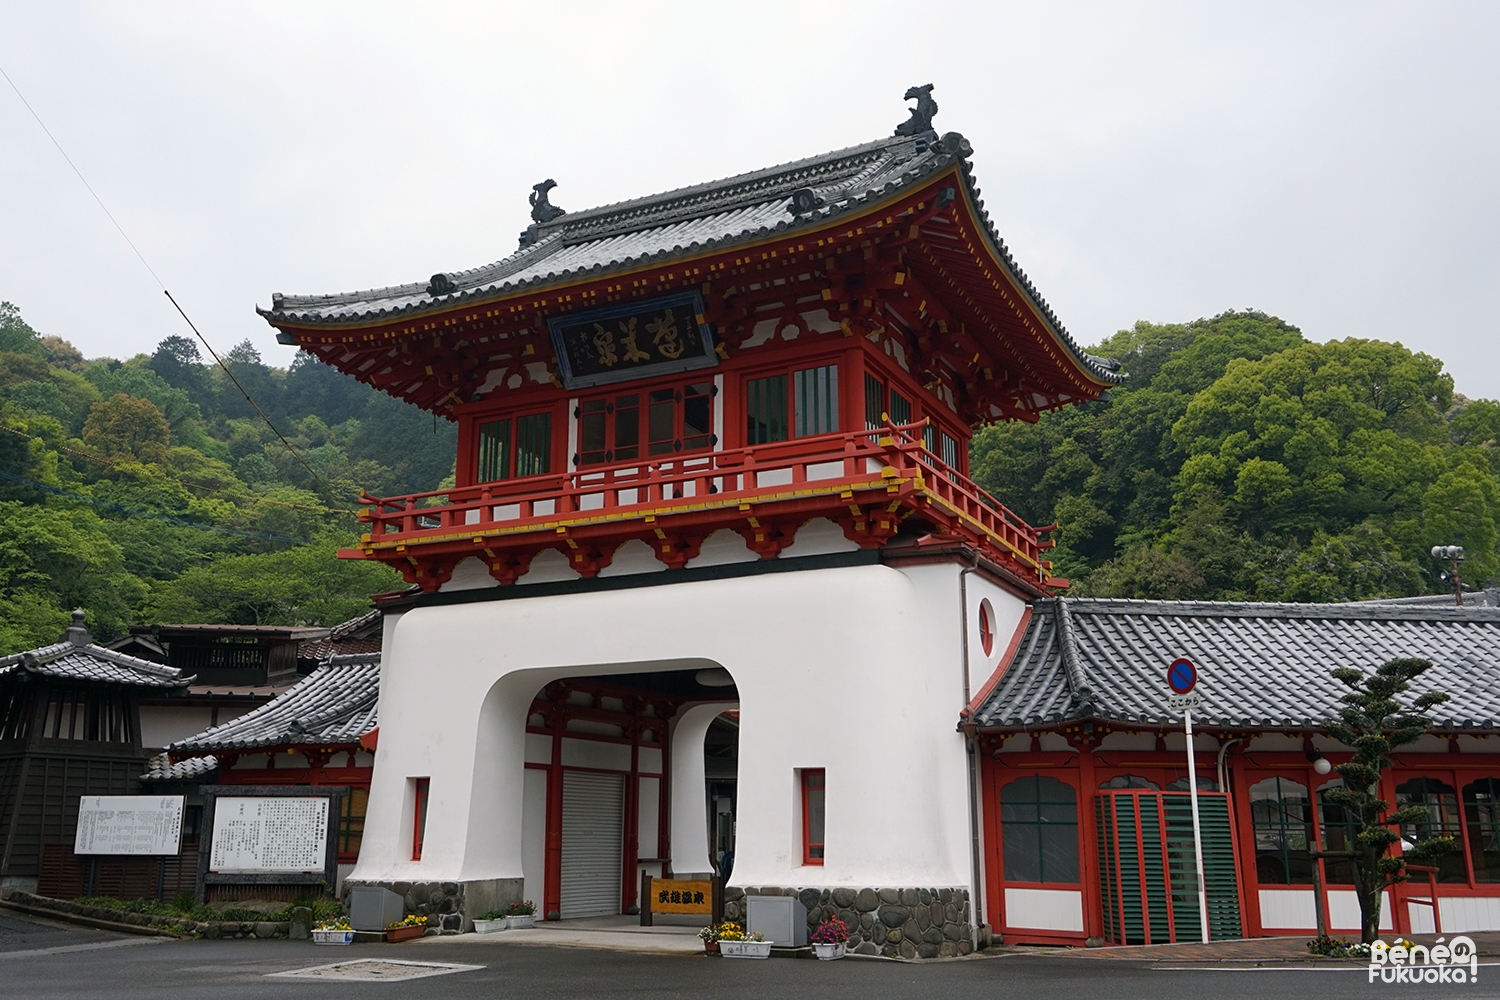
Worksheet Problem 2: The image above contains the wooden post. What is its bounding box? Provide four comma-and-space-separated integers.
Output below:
640, 872, 653, 927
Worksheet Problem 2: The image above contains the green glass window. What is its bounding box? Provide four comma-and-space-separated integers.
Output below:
1000, 775, 1079, 883
793, 364, 838, 437
515, 412, 552, 477
888, 390, 911, 426
746, 374, 788, 445
864, 373, 884, 431
478, 419, 512, 482
1465, 778, 1500, 883
1398, 777, 1466, 882
1250, 776, 1314, 884
1317, 779, 1361, 884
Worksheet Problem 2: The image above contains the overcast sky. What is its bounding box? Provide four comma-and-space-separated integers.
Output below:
2, 2, 1497, 396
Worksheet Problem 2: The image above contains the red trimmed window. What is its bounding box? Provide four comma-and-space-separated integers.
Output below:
412, 778, 430, 861
978, 599, 995, 658
802, 769, 826, 865
576, 380, 714, 466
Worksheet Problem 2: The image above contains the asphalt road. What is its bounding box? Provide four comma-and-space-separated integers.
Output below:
3, 911, 1496, 1000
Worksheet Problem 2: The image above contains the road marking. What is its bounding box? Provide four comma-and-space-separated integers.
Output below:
0, 937, 165, 960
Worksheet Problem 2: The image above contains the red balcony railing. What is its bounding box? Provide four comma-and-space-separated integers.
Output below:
352, 422, 1053, 578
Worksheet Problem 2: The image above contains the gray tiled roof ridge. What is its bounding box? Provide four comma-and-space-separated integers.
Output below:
971, 596, 1500, 732
0, 640, 187, 683
263, 134, 909, 315
1053, 596, 1500, 621
169, 657, 378, 752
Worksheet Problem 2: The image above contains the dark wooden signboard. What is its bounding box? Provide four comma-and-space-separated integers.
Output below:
194, 785, 346, 903
549, 292, 718, 389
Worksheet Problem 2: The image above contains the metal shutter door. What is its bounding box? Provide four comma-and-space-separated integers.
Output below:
560, 771, 624, 919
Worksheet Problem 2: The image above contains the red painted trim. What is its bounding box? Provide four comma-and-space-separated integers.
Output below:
966, 607, 1032, 717
801, 768, 826, 866
412, 777, 429, 861
359, 727, 378, 752
544, 728, 563, 918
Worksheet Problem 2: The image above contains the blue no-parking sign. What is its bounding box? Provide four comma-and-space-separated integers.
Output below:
1167, 657, 1197, 695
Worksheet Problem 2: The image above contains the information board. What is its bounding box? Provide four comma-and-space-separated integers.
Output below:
74, 796, 184, 856
208, 796, 329, 872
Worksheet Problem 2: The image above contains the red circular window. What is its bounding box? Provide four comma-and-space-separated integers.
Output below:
978, 599, 995, 657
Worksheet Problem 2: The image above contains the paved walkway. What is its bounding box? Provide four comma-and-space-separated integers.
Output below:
418, 916, 706, 956
999, 931, 1500, 965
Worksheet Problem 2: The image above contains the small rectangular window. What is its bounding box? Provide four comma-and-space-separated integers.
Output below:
794, 365, 839, 437
889, 390, 912, 426
682, 382, 713, 451
412, 778, 430, 861
514, 413, 552, 477
478, 419, 512, 482
746, 374, 788, 444
340, 787, 369, 860
802, 769, 825, 865
864, 373, 884, 431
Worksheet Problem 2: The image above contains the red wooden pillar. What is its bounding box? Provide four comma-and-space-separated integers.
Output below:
1075, 740, 1104, 941
979, 752, 1004, 938
622, 723, 640, 914
658, 714, 672, 875
544, 724, 564, 921
1228, 756, 1261, 937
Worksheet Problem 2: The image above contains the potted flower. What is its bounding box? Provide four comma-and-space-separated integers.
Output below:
697, 923, 721, 955
386, 913, 429, 943
716, 922, 771, 959
312, 916, 354, 946
473, 910, 508, 934
810, 915, 850, 960
504, 900, 537, 930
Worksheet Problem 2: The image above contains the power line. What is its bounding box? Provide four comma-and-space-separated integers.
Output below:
0, 61, 347, 504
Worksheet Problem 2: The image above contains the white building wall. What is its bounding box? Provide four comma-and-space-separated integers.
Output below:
350, 560, 1029, 893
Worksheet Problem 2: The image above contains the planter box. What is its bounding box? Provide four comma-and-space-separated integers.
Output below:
386, 925, 425, 943
720, 940, 772, 959
703, 940, 720, 956
813, 942, 846, 960
506, 914, 536, 929
472, 918, 507, 934
312, 929, 354, 946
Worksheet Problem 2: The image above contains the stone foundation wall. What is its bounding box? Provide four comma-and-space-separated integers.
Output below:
340, 877, 522, 933
725, 885, 973, 959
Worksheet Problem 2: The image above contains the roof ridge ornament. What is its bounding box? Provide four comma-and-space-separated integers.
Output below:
894, 84, 938, 138
62, 608, 91, 647
519, 179, 567, 248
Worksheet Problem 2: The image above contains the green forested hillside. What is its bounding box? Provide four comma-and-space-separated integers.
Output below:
0, 301, 455, 648
972, 311, 1500, 601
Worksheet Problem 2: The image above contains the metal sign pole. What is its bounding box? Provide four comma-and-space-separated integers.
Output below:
1184, 706, 1210, 943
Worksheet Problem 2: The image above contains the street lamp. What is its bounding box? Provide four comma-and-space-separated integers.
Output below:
1431, 545, 1466, 606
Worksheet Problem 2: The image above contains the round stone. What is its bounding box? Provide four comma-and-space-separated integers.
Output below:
877, 888, 900, 904
915, 907, 931, 931
923, 927, 944, 945
918, 943, 940, 959
899, 940, 917, 960
799, 888, 822, 912
832, 888, 856, 908
919, 889, 932, 905
838, 907, 857, 929
959, 939, 973, 955
879, 906, 909, 927
899, 888, 919, 907
885, 927, 902, 944
854, 942, 878, 956
939, 888, 954, 904
939, 941, 956, 957
943, 921, 961, 940
859, 912, 875, 932
855, 889, 880, 912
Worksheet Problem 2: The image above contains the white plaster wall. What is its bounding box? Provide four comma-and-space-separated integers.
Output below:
1436, 895, 1500, 932
351, 562, 1019, 891
1004, 887, 1084, 931
138, 705, 215, 750
668, 703, 737, 876
964, 573, 1026, 704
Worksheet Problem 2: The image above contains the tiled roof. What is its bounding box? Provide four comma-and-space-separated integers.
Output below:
0, 613, 188, 690
141, 754, 218, 782
972, 599, 1500, 732
169, 653, 380, 752
297, 608, 382, 662
259, 124, 1121, 387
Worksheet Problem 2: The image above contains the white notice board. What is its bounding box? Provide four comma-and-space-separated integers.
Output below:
208, 796, 329, 873
74, 796, 184, 856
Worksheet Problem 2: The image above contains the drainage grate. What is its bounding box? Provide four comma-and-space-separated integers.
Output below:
268, 959, 484, 982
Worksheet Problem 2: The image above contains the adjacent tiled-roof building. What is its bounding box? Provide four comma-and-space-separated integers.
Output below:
972, 598, 1500, 732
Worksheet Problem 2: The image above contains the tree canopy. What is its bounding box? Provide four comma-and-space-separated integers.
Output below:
972, 311, 1498, 600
